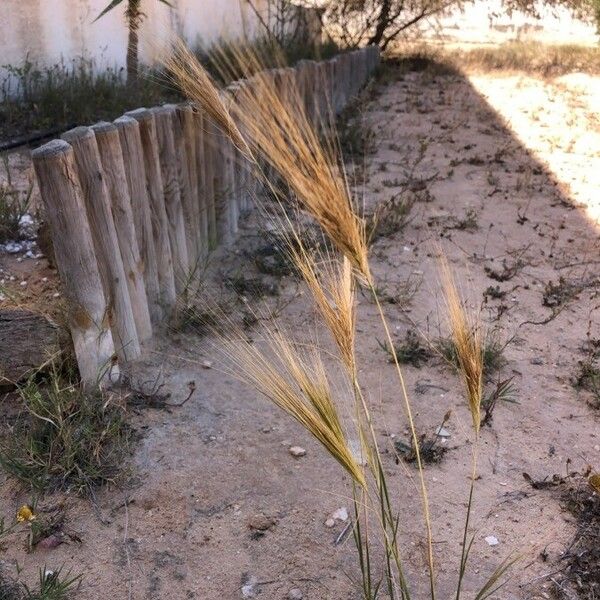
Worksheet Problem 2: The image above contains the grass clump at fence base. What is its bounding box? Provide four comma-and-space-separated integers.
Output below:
0, 157, 32, 244
167, 40, 516, 599
0, 369, 131, 496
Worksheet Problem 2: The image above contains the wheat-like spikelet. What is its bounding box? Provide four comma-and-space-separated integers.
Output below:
165, 40, 371, 282
166, 41, 250, 155
439, 256, 484, 435
220, 327, 366, 488
287, 239, 357, 371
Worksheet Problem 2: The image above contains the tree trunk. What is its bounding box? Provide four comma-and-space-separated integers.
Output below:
126, 0, 141, 85
367, 0, 392, 47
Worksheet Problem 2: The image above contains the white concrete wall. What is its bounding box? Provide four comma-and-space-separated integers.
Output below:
0, 0, 269, 81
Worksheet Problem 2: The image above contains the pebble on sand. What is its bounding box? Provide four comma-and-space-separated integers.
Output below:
289, 446, 306, 457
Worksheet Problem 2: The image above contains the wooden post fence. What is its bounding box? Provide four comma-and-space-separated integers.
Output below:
32, 46, 380, 383
32, 140, 117, 384
61, 126, 141, 362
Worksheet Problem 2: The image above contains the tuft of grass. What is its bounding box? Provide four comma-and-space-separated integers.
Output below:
480, 377, 518, 427
380, 330, 431, 368
542, 277, 582, 309
365, 193, 414, 244
452, 208, 479, 232
0, 566, 80, 600
0, 369, 131, 496
437, 331, 506, 382
574, 338, 600, 409
22, 567, 81, 600
337, 103, 376, 159
394, 412, 451, 465
556, 477, 600, 598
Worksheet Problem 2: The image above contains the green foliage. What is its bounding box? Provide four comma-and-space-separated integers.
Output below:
437, 332, 507, 379
0, 37, 341, 141
0, 371, 131, 496
380, 330, 431, 367
94, 0, 173, 23
0, 157, 32, 244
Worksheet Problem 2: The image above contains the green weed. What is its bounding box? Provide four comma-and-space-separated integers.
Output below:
0, 370, 131, 496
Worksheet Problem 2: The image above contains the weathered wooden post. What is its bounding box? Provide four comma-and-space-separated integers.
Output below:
90, 121, 153, 343
193, 109, 213, 254
172, 103, 202, 270
125, 108, 177, 313
32, 140, 117, 384
295, 60, 312, 121
113, 115, 162, 324
330, 57, 342, 114
212, 91, 238, 244
61, 126, 140, 362
152, 105, 190, 292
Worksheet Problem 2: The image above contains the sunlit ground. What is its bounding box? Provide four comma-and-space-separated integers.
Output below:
468, 72, 600, 224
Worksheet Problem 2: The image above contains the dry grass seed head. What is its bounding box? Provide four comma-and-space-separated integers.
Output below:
439, 256, 484, 435
220, 328, 366, 487
166, 40, 371, 282
285, 237, 357, 371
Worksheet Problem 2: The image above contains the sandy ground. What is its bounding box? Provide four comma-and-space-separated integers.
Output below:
1, 63, 600, 599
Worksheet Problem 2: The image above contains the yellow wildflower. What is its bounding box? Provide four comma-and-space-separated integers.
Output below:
16, 505, 35, 523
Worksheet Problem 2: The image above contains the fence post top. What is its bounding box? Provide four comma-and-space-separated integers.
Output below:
31, 138, 73, 160
114, 115, 138, 128
62, 126, 94, 143
91, 121, 118, 135
151, 105, 176, 116
125, 108, 152, 122
175, 102, 194, 113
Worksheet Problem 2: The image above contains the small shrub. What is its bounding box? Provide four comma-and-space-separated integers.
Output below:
481, 376, 518, 427
0, 158, 32, 244
380, 329, 431, 367
365, 193, 414, 243
0, 371, 131, 496
542, 277, 581, 308
574, 338, 600, 409
437, 332, 507, 379
338, 105, 375, 159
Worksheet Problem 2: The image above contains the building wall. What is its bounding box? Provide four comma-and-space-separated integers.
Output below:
0, 0, 269, 80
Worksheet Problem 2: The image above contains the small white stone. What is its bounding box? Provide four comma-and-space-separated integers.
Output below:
201, 360, 213, 369
288, 589, 303, 600
289, 446, 306, 457
331, 506, 349, 522
485, 535, 499, 546
19, 280, 27, 287
436, 426, 451, 438
52, 292, 60, 298
324, 518, 336, 528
